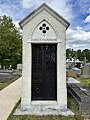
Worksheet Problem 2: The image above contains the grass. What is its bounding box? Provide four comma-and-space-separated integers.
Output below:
7, 96, 83, 120
0, 75, 20, 90
8, 76, 90, 120
78, 77, 90, 88
2, 76, 90, 120
8, 115, 81, 120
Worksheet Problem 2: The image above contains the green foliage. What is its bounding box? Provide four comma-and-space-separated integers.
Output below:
66, 48, 90, 62
78, 77, 90, 88
87, 81, 90, 88
82, 49, 90, 62
0, 82, 11, 90
66, 48, 77, 60
76, 49, 83, 61
8, 114, 80, 120
0, 15, 22, 69
8, 115, 78, 120
67, 96, 82, 120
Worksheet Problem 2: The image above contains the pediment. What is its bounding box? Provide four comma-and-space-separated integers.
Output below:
19, 3, 70, 29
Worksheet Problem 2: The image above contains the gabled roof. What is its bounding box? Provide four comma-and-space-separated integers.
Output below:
19, 3, 70, 29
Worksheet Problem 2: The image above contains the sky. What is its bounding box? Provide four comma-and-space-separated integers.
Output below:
0, 0, 90, 50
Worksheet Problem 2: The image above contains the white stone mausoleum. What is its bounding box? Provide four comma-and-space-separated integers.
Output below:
19, 3, 70, 113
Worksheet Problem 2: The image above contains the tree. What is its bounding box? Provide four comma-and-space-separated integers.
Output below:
66, 48, 76, 60
0, 15, 22, 69
82, 49, 90, 62
76, 49, 83, 61
66, 48, 90, 62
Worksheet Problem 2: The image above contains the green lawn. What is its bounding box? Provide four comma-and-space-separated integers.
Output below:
0, 82, 12, 90
0, 75, 20, 90
78, 77, 90, 88
7, 115, 81, 120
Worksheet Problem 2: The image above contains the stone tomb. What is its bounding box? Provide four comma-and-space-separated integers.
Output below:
19, 3, 70, 114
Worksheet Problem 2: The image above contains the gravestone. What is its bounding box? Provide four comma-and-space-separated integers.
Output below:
0, 65, 1, 69
81, 64, 90, 78
19, 3, 70, 113
17, 64, 22, 70
0, 70, 14, 81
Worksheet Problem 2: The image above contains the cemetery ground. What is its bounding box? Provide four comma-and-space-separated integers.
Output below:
7, 96, 84, 120
0, 75, 90, 120
7, 78, 90, 120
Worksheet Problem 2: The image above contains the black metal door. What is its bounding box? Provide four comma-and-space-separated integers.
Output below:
32, 44, 57, 100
